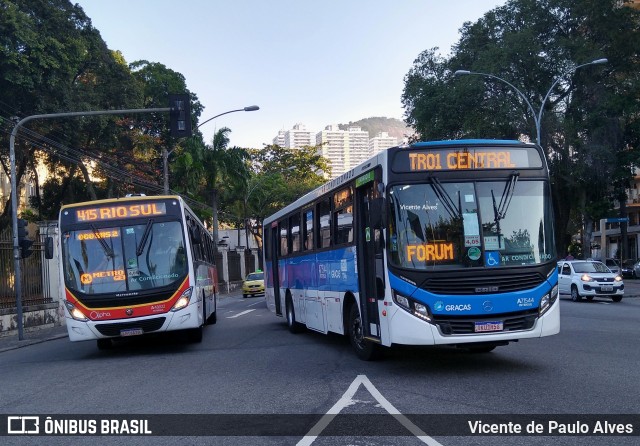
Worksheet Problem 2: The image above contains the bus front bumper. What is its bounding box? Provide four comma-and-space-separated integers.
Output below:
386, 298, 560, 346
65, 301, 202, 342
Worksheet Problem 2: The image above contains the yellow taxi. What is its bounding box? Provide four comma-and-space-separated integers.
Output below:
242, 271, 264, 298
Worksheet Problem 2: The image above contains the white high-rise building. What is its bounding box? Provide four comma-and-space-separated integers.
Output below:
272, 130, 286, 147
346, 126, 370, 169
285, 123, 314, 148
369, 132, 398, 157
316, 125, 349, 178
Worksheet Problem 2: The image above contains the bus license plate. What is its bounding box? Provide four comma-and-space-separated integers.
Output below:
120, 328, 144, 337
475, 321, 503, 333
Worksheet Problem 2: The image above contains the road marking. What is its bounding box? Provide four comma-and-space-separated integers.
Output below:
226, 309, 256, 319
247, 300, 265, 307
297, 374, 443, 446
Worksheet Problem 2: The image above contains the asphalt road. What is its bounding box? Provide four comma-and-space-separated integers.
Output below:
1, 291, 639, 446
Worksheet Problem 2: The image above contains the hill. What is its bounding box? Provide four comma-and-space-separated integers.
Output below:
338, 117, 413, 141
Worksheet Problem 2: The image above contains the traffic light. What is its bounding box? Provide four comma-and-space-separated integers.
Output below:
17, 218, 34, 259
169, 93, 192, 138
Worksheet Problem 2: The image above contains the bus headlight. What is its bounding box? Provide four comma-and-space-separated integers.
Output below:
171, 287, 193, 312
64, 301, 88, 322
413, 303, 431, 321
392, 290, 432, 322
539, 284, 558, 316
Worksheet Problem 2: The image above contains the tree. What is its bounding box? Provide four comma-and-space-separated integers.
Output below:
244, 144, 330, 248
402, 0, 640, 256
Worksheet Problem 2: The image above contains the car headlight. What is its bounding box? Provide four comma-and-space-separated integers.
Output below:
580, 274, 594, 282
64, 301, 88, 321
615, 275, 623, 282
171, 286, 193, 312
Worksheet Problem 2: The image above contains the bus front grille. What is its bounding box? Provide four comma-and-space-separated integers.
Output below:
423, 273, 544, 295
95, 317, 166, 337
434, 310, 538, 335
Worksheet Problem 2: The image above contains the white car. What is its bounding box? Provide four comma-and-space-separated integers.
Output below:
557, 260, 624, 302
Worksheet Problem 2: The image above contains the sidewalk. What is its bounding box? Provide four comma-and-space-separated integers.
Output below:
0, 324, 68, 353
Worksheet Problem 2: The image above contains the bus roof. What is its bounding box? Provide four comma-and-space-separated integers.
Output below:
411, 139, 524, 148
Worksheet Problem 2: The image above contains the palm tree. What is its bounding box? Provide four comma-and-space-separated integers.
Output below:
204, 128, 249, 247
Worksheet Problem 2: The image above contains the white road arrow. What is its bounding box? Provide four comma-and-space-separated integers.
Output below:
297, 374, 444, 446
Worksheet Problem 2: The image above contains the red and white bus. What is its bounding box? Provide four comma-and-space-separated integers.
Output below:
47, 195, 218, 349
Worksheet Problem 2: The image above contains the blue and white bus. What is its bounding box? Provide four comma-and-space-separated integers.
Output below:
263, 140, 559, 360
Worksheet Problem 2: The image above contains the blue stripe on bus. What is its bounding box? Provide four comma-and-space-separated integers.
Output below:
268, 246, 359, 292
389, 270, 556, 315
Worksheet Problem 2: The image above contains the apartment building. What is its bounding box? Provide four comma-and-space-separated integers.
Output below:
316, 125, 349, 177
369, 132, 398, 157
591, 169, 640, 260
274, 124, 400, 179
284, 123, 314, 148
344, 126, 370, 169
272, 130, 286, 147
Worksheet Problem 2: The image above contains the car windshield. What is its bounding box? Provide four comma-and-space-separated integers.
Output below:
387, 180, 556, 270
572, 261, 610, 273
247, 272, 264, 281
62, 220, 188, 295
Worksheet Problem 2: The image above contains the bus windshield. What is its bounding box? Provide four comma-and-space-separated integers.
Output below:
62, 220, 188, 295
388, 180, 555, 270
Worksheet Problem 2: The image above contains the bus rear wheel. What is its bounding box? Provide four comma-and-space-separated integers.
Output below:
349, 304, 380, 361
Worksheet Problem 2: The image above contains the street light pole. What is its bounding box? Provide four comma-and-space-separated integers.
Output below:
454, 58, 607, 145
192, 105, 259, 248
162, 105, 260, 195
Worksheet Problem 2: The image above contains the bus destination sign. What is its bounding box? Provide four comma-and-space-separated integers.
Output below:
393, 147, 542, 172
73, 202, 167, 223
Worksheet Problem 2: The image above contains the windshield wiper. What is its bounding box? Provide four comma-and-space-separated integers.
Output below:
429, 176, 461, 220
493, 172, 520, 221
90, 224, 114, 258
491, 172, 519, 234
136, 219, 154, 257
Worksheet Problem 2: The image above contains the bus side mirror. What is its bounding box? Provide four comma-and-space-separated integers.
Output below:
369, 197, 386, 229
44, 236, 54, 259
190, 226, 202, 245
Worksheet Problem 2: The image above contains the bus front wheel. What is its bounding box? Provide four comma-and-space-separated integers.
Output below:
286, 295, 304, 334
349, 304, 380, 361
97, 338, 113, 350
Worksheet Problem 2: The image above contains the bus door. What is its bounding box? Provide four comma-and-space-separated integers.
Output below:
270, 221, 282, 315
355, 171, 384, 341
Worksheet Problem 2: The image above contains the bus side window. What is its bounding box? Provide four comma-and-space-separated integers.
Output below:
333, 187, 353, 246
290, 213, 301, 253
264, 225, 271, 258
317, 198, 331, 249
279, 220, 289, 257
334, 206, 353, 245
303, 209, 314, 251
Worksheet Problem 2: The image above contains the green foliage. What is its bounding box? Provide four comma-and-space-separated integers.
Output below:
401, 0, 640, 255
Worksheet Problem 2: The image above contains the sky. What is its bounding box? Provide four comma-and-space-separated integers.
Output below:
75, 0, 507, 149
